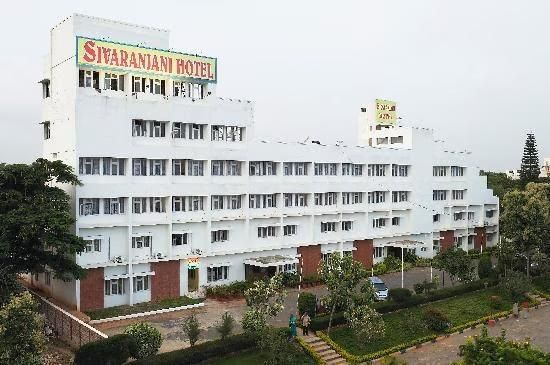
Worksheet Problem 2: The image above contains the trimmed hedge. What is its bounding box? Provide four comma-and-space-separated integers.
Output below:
317, 330, 437, 363
131, 333, 256, 365
74, 334, 134, 365
310, 278, 499, 330
298, 292, 317, 318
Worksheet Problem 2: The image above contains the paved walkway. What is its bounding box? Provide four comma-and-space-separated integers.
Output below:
395, 303, 550, 365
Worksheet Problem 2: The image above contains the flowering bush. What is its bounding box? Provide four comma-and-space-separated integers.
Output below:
344, 305, 385, 344
124, 322, 162, 359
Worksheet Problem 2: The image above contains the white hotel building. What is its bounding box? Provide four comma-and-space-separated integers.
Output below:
33, 14, 498, 311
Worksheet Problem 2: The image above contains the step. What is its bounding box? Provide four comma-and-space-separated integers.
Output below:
302, 336, 321, 343
313, 344, 331, 352
318, 348, 336, 356
323, 352, 343, 362
327, 359, 347, 365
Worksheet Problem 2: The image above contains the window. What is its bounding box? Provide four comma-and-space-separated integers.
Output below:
133, 276, 149, 292
342, 163, 351, 176
172, 159, 185, 176
314, 192, 337, 206
150, 121, 166, 137
104, 198, 125, 214
227, 161, 241, 176
173, 81, 187, 97
454, 212, 464, 221
450, 166, 465, 177
45, 272, 51, 286
486, 210, 494, 218
188, 196, 204, 211
433, 190, 447, 201
229, 195, 241, 209
433, 166, 447, 177
190, 124, 204, 140
368, 191, 386, 204
367, 164, 387, 176
211, 160, 224, 176
341, 221, 353, 231
149, 197, 165, 213
321, 222, 337, 233
342, 163, 362, 176
258, 226, 277, 238
211, 195, 224, 210
211, 229, 229, 243
172, 196, 184, 212
284, 162, 293, 176
392, 191, 409, 203
103, 158, 125, 175
42, 80, 50, 98
79, 157, 100, 175
188, 160, 204, 176
172, 122, 185, 138
283, 224, 297, 236
149, 159, 166, 176
390, 136, 404, 144
132, 159, 147, 176
207, 266, 229, 282
104, 73, 124, 91
249, 161, 276, 176
172, 233, 190, 246
314, 163, 337, 176
150, 78, 165, 95
468, 236, 474, 245
104, 278, 125, 295
190, 83, 204, 99
249, 194, 276, 209
373, 218, 386, 228
374, 247, 384, 258
392, 164, 409, 177
79, 69, 99, 89
84, 238, 102, 253
132, 235, 151, 249
295, 162, 307, 176
433, 214, 440, 222
451, 190, 465, 200
211, 125, 244, 142
132, 76, 144, 93
79, 198, 99, 216
43, 122, 51, 140
132, 197, 148, 214
392, 217, 401, 226
132, 119, 147, 137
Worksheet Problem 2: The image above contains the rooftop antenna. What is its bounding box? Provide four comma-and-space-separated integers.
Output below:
303, 136, 310, 144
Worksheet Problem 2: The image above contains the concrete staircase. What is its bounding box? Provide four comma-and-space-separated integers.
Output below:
301, 334, 348, 365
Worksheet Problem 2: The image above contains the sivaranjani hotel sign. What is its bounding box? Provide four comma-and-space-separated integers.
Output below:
76, 36, 217, 83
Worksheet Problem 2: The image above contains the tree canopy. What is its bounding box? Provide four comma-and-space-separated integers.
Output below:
500, 183, 550, 277
0, 159, 85, 285
432, 248, 474, 285
520, 133, 540, 184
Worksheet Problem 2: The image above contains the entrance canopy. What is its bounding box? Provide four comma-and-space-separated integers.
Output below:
384, 239, 424, 249
244, 255, 298, 268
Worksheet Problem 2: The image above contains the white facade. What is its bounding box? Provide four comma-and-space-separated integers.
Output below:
38, 14, 498, 310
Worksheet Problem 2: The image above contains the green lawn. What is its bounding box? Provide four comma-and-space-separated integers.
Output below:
329, 288, 513, 356
85, 296, 203, 320
206, 348, 315, 365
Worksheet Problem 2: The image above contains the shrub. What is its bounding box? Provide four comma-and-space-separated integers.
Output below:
204, 281, 251, 299
182, 314, 201, 346
297, 292, 316, 318
388, 288, 412, 303
74, 334, 133, 365
384, 255, 402, 271
423, 308, 451, 332
125, 322, 162, 359
488, 295, 505, 310
281, 272, 299, 287
344, 305, 385, 344
500, 271, 532, 301
215, 312, 235, 340
302, 274, 320, 285
381, 355, 408, 365
131, 333, 256, 365
373, 262, 388, 275
414, 282, 425, 294
478, 255, 494, 279
404, 251, 419, 264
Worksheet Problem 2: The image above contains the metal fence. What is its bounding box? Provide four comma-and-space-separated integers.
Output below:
30, 291, 108, 348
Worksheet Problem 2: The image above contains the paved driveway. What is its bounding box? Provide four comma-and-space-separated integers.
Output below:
96, 267, 449, 352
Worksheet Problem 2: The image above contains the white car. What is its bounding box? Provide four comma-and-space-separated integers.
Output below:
369, 276, 389, 301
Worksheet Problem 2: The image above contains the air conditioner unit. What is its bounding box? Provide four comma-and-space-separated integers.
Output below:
156, 252, 164, 259
112, 256, 123, 263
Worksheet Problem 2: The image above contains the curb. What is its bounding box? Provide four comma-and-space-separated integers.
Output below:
89, 302, 205, 324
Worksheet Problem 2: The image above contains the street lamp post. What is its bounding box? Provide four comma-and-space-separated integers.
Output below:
401, 246, 404, 289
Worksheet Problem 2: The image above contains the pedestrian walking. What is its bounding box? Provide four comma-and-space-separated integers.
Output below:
289, 313, 297, 340
301, 312, 311, 336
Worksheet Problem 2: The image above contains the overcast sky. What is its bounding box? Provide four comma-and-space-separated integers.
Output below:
1, 0, 548, 171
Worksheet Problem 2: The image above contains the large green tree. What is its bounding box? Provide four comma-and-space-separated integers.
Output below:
0, 159, 85, 296
519, 133, 540, 184
318, 253, 368, 335
500, 183, 550, 278
432, 248, 474, 286
480, 171, 521, 209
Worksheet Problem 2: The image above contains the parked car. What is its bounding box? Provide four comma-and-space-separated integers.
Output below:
369, 276, 389, 301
